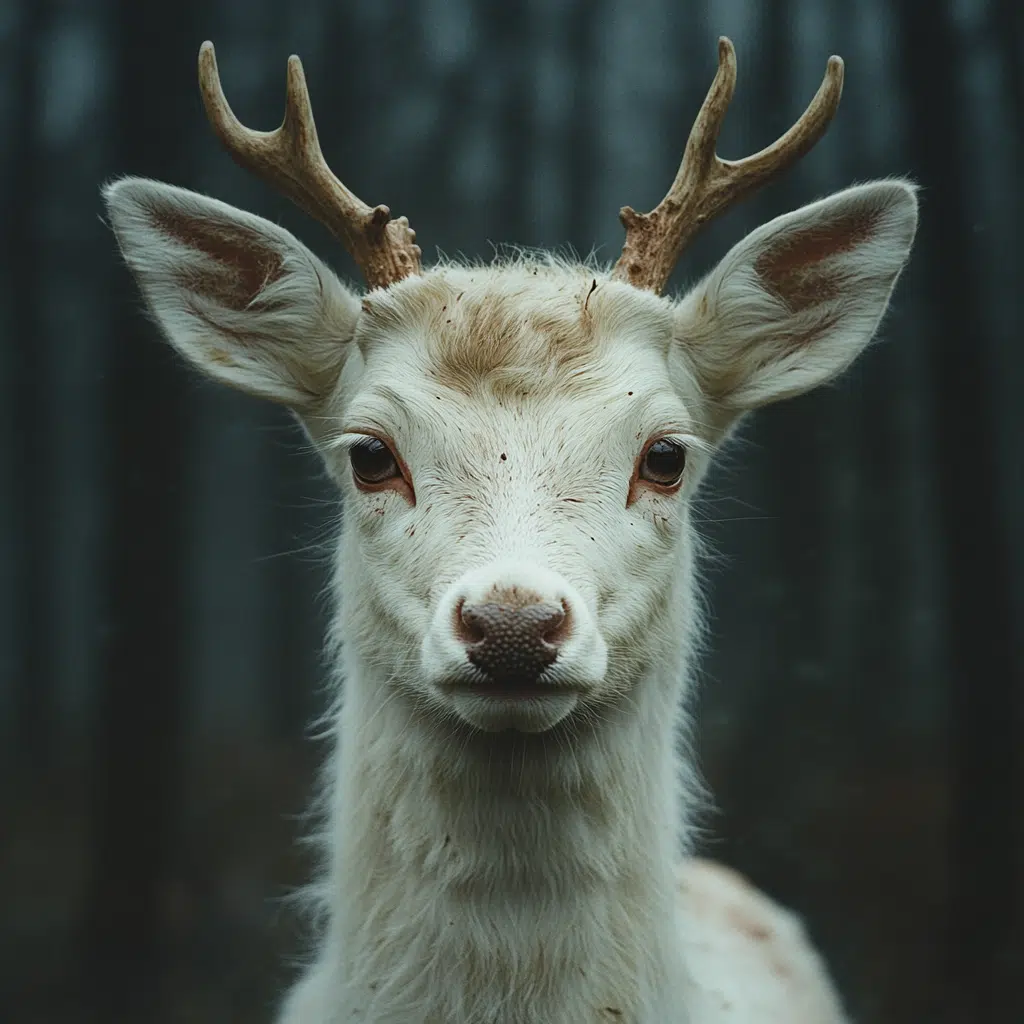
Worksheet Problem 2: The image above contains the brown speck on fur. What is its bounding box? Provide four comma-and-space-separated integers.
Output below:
726, 904, 773, 942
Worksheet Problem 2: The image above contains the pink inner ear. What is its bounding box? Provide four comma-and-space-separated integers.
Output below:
155, 211, 285, 311
754, 208, 878, 313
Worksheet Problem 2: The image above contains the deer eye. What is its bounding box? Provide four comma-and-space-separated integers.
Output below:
639, 438, 687, 487
350, 438, 399, 486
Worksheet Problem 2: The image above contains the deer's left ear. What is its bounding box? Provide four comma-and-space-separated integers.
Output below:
673, 180, 917, 413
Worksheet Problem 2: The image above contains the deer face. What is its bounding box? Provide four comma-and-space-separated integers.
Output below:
318, 267, 710, 732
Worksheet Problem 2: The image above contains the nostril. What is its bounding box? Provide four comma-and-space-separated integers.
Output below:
543, 599, 571, 645
535, 603, 566, 647
454, 598, 485, 645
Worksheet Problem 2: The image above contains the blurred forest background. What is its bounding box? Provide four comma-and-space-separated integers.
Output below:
1, 0, 1022, 1021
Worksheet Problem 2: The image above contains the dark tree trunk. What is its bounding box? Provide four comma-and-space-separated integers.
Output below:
994, 0, 1024, 132
84, 1, 198, 1018
897, 1, 1021, 1020
565, 0, 602, 251
9, 0, 52, 764
487, 0, 533, 247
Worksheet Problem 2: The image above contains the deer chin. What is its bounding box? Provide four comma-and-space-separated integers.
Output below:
448, 688, 580, 733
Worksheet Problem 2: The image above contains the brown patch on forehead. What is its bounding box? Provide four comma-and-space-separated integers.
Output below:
424, 279, 602, 395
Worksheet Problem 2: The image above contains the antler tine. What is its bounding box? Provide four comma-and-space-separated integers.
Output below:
612, 37, 845, 294
197, 41, 421, 290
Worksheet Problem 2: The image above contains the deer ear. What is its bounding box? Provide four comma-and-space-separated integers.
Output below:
673, 180, 917, 413
103, 177, 360, 412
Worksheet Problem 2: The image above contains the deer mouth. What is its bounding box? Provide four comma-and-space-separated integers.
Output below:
445, 671, 581, 700
443, 667, 586, 702
470, 684, 573, 700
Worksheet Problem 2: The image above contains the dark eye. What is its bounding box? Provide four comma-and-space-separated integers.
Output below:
639, 438, 687, 487
350, 437, 399, 485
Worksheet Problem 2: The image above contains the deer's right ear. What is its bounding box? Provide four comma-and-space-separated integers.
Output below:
103, 177, 360, 412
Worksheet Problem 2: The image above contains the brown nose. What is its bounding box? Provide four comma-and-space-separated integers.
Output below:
458, 600, 567, 684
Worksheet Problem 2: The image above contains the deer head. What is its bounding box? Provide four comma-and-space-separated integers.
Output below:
104, 40, 916, 736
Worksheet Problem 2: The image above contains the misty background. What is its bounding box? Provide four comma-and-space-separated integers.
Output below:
1, 0, 1021, 1021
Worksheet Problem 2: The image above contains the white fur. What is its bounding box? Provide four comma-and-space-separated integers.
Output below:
104, 176, 917, 1022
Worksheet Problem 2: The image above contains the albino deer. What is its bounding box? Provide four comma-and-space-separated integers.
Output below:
104, 37, 916, 1024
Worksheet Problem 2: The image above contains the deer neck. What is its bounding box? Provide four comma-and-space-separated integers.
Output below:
319, 638, 697, 1023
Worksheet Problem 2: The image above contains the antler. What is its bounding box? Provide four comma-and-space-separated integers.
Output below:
197, 41, 421, 291
612, 37, 844, 294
